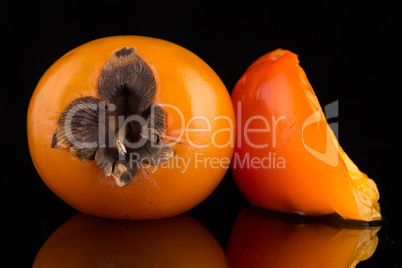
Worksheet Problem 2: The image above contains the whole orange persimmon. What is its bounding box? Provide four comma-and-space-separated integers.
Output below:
231, 49, 380, 221
27, 36, 234, 219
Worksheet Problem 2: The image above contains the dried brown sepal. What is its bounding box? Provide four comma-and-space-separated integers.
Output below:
148, 104, 167, 136
112, 159, 139, 187
98, 47, 156, 112
70, 146, 98, 160
140, 104, 167, 143
112, 163, 132, 187
51, 96, 101, 160
95, 145, 118, 177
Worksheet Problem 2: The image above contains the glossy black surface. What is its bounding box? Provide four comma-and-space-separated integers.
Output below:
3, 0, 401, 267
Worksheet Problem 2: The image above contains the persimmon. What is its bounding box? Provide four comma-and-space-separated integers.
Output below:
27, 36, 234, 219
226, 208, 380, 268
231, 49, 381, 221
33, 213, 229, 268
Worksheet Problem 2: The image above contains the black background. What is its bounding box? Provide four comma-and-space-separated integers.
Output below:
2, 0, 401, 267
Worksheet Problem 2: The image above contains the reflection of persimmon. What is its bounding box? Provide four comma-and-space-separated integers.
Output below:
231, 49, 380, 221
226, 208, 380, 268
33, 213, 228, 268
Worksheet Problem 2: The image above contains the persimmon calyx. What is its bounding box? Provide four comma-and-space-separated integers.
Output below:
51, 47, 173, 186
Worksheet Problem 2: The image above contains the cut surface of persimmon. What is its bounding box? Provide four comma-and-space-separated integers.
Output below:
231, 49, 381, 221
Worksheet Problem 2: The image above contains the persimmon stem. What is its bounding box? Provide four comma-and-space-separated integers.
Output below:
115, 123, 129, 155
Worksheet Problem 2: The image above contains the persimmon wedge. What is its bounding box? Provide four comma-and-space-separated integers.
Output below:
231, 49, 381, 221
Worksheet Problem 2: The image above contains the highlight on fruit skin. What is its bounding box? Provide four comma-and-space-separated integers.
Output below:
226, 208, 381, 268
231, 48, 381, 221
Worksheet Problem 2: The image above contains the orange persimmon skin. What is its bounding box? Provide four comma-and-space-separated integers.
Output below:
231, 49, 380, 221
33, 213, 229, 268
27, 36, 234, 219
